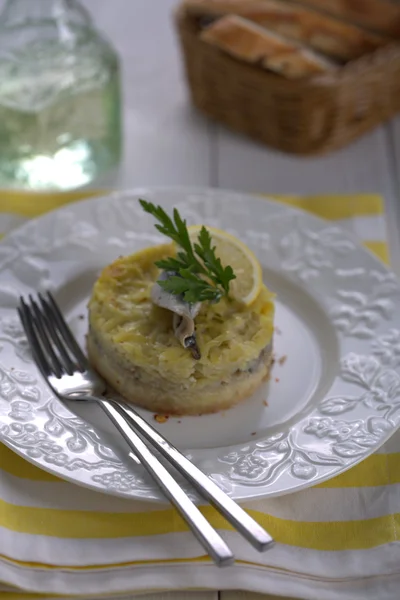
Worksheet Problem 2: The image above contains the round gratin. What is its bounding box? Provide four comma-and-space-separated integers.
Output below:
88, 243, 275, 415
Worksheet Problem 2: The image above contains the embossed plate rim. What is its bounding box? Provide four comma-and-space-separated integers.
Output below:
0, 186, 399, 502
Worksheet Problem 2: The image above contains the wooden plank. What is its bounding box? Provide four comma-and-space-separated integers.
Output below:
216, 107, 400, 600
216, 125, 400, 274
385, 118, 400, 276
221, 594, 297, 600
134, 593, 217, 600
216, 125, 392, 196
59, 4, 215, 600
81, 0, 212, 189
0, 1, 214, 599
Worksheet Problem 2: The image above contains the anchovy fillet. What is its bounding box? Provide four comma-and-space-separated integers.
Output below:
151, 271, 201, 359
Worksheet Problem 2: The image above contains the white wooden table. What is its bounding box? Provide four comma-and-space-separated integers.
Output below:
85, 2, 400, 599
82, 5, 400, 600
8, 1, 398, 599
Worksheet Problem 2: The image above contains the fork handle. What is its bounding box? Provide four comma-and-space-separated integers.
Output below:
97, 398, 234, 567
114, 401, 274, 552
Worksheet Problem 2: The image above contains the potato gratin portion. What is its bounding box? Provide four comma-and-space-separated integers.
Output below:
88, 242, 275, 415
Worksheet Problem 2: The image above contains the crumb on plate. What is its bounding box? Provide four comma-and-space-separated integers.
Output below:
154, 414, 169, 424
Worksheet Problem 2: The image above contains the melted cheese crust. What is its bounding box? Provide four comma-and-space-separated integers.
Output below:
88, 244, 275, 386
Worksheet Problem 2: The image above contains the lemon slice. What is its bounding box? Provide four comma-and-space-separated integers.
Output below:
188, 225, 263, 306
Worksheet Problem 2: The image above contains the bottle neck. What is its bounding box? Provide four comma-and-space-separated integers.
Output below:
0, 0, 92, 28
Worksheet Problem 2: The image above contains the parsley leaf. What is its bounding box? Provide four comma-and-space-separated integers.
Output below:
140, 199, 236, 303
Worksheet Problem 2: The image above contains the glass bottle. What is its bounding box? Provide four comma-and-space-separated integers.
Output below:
0, 0, 122, 191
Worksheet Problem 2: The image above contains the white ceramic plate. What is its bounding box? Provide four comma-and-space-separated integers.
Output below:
1, 187, 400, 502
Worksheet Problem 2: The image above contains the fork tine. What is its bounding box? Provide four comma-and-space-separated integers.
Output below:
44, 292, 88, 371
18, 298, 52, 379
29, 295, 64, 378
36, 296, 76, 376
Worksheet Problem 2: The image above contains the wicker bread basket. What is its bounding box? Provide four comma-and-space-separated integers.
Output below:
175, 6, 400, 155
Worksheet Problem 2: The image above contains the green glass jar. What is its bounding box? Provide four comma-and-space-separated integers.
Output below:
0, 0, 122, 191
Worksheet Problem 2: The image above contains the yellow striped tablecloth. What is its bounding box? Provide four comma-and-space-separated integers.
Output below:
0, 191, 399, 600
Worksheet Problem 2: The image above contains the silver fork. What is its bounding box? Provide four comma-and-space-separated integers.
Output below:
18, 292, 274, 564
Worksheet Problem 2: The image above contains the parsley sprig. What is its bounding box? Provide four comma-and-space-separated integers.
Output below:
140, 199, 236, 303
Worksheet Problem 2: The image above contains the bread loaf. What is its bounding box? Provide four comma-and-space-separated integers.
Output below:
184, 0, 387, 60
200, 14, 336, 77
289, 0, 400, 37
